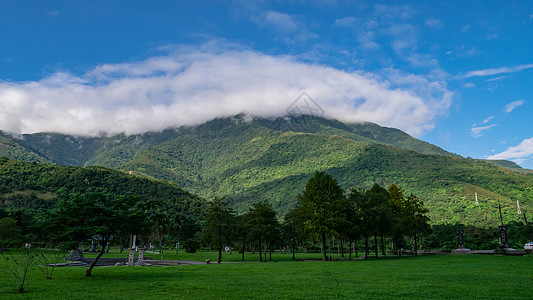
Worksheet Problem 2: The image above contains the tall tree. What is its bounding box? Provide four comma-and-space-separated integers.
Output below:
245, 201, 280, 262
295, 171, 345, 261
202, 197, 235, 263
404, 194, 431, 255
348, 188, 372, 258
150, 208, 170, 255
282, 208, 301, 261
236, 214, 249, 261
388, 184, 431, 255
365, 184, 392, 257
388, 184, 405, 254
45, 193, 147, 276
343, 192, 362, 259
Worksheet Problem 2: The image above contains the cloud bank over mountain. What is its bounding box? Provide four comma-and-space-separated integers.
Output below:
0, 45, 452, 137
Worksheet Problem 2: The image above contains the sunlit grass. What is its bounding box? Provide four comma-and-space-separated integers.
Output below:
1, 251, 531, 299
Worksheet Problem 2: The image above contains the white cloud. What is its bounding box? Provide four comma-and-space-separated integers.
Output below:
374, 4, 415, 21
0, 45, 452, 137
471, 124, 497, 138
504, 100, 525, 113
485, 76, 505, 82
260, 11, 299, 32
425, 18, 443, 29
482, 116, 494, 124
463, 64, 533, 78
487, 137, 533, 164
455, 46, 481, 57
357, 31, 380, 50
252, 11, 317, 42
334, 17, 357, 27
463, 82, 476, 88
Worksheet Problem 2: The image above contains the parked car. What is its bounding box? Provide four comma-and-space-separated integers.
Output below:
524, 242, 533, 253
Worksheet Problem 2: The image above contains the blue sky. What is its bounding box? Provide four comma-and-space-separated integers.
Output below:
0, 1, 532, 168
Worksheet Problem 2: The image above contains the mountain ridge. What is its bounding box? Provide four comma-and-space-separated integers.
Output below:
1, 115, 532, 227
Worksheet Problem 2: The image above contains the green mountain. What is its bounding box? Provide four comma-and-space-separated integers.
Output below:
0, 132, 50, 163
0, 157, 204, 216
1, 115, 532, 227
486, 160, 533, 174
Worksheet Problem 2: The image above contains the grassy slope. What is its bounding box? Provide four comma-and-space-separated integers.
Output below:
1, 254, 532, 299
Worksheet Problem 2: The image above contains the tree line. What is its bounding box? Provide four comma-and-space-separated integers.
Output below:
2, 168, 532, 278
201, 171, 432, 262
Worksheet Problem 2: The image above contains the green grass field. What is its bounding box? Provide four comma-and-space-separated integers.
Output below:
1, 251, 532, 299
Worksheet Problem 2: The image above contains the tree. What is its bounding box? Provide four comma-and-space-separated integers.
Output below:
174, 212, 202, 254
365, 184, 392, 257
45, 193, 148, 276
388, 184, 431, 255
282, 208, 301, 260
388, 184, 405, 254
404, 194, 431, 255
341, 192, 361, 259
0, 217, 23, 247
1, 247, 35, 293
150, 208, 170, 255
295, 172, 345, 261
348, 188, 372, 258
245, 201, 280, 262
202, 197, 235, 263
236, 214, 249, 261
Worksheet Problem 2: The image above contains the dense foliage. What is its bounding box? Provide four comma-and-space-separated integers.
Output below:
0, 157, 205, 249
44, 193, 149, 276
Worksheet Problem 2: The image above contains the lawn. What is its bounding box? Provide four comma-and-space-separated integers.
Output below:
1, 252, 532, 299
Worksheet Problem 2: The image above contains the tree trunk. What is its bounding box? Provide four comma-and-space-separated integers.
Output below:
269, 243, 272, 261
348, 238, 352, 259
381, 233, 386, 256
263, 237, 267, 262
218, 240, 222, 264
292, 238, 296, 261
399, 238, 402, 257
241, 235, 246, 262
413, 233, 418, 256
176, 234, 180, 255
258, 236, 262, 262
374, 233, 378, 258
86, 239, 107, 277
364, 236, 369, 258
321, 231, 327, 261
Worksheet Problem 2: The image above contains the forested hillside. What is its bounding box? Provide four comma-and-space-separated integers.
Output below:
0, 157, 204, 216
1, 115, 532, 227
0, 133, 50, 163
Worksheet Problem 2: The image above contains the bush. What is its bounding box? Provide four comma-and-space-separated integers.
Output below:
183, 239, 199, 253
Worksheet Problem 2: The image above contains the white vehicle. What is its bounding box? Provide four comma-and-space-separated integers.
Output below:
525, 241, 533, 253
